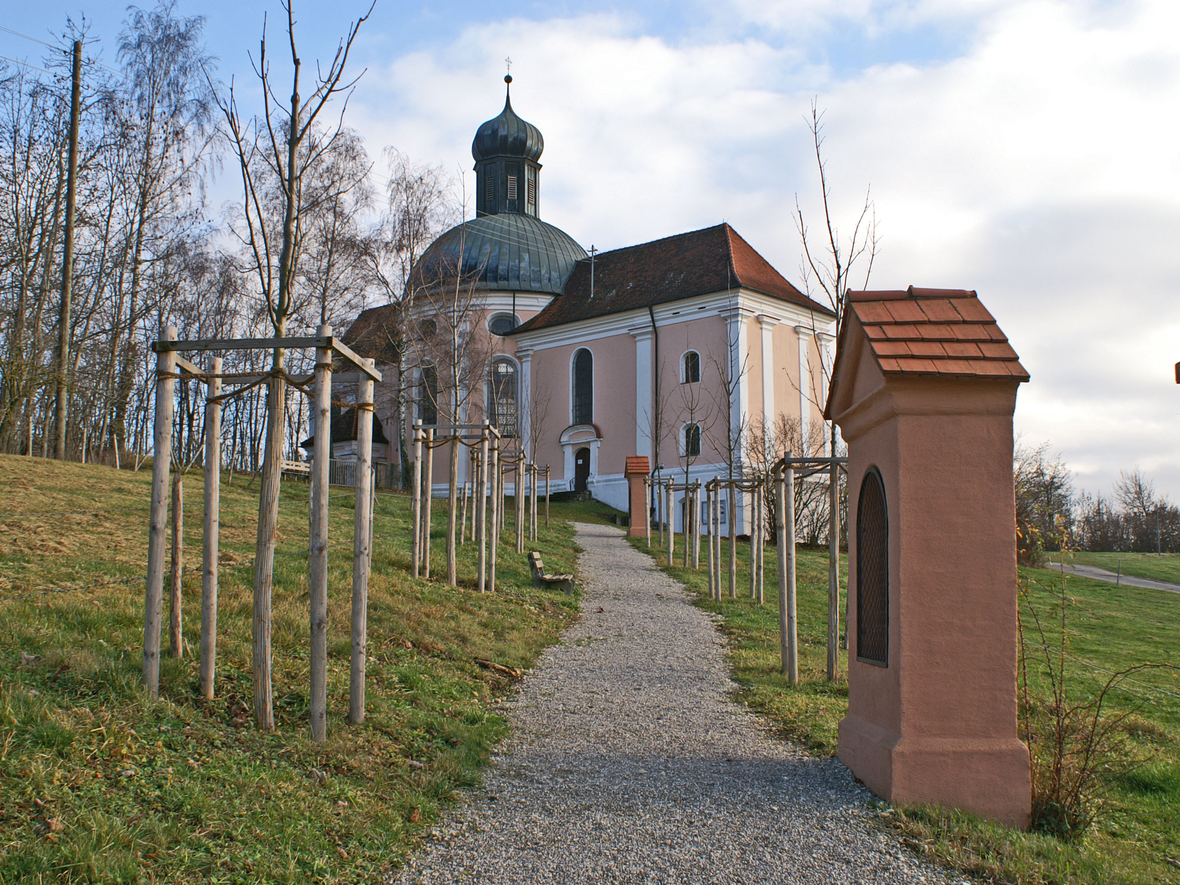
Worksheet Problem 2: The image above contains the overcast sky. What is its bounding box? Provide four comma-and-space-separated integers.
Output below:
4, 0, 1178, 502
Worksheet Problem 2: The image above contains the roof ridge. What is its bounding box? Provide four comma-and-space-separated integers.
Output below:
723, 224, 738, 291
577, 223, 731, 262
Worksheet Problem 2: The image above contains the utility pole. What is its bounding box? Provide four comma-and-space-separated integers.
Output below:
54, 40, 82, 460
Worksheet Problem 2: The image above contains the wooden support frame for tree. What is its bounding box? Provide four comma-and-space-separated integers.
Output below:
410, 422, 500, 593
701, 475, 768, 602
144, 328, 381, 742
769, 453, 849, 683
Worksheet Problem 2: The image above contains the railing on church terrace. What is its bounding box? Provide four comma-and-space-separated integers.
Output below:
283, 459, 398, 491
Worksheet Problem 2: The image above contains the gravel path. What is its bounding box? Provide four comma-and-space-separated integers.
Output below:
1043, 561, 1180, 594
388, 522, 960, 884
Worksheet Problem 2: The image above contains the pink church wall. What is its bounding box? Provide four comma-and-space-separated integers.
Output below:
655, 315, 730, 469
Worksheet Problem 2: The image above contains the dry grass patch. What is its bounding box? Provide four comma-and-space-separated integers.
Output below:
0, 455, 601, 884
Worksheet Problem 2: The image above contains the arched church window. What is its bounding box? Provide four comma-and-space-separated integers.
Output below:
572, 348, 593, 425
682, 350, 700, 384
419, 366, 438, 426
856, 468, 889, 666
488, 358, 518, 436
683, 423, 701, 457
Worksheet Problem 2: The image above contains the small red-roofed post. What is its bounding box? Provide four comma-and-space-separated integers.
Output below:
625, 457, 650, 537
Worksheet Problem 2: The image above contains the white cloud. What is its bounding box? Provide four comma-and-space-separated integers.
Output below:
345, 0, 1180, 499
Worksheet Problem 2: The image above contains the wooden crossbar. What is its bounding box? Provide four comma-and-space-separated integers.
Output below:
152, 335, 381, 381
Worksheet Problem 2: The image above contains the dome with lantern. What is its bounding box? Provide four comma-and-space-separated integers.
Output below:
411, 76, 586, 296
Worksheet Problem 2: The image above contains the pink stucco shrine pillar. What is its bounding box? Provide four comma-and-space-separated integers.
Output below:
624, 456, 650, 538
824, 287, 1032, 829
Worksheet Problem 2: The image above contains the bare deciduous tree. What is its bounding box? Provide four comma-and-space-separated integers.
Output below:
794, 101, 878, 458
215, 0, 372, 731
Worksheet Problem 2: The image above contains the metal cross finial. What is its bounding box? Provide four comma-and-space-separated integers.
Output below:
589, 245, 597, 300
505, 56, 512, 75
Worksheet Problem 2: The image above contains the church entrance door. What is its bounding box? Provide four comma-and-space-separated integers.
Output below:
574, 447, 590, 492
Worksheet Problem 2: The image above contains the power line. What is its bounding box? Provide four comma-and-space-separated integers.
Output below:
1, 23, 122, 78
0, 53, 55, 76
0, 24, 61, 50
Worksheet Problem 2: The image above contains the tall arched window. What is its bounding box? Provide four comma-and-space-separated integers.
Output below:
572, 348, 593, 425
682, 350, 700, 384
856, 468, 889, 667
419, 366, 438, 426
488, 357, 518, 436
683, 422, 701, 457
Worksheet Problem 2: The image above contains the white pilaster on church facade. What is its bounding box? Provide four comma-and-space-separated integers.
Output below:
720, 305, 755, 473
816, 331, 835, 455
629, 325, 654, 460
757, 315, 778, 452
795, 324, 812, 454
518, 347, 533, 458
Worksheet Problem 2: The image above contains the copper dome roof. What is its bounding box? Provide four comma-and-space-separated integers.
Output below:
412, 213, 586, 295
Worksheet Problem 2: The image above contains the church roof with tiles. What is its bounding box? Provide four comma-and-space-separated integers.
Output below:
513, 223, 833, 333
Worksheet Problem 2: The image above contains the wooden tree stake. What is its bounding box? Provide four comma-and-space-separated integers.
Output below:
784, 462, 799, 684
422, 428, 434, 579
477, 432, 488, 593
489, 437, 499, 593
350, 368, 374, 724
200, 356, 222, 699
169, 473, 184, 658
706, 484, 715, 598
828, 458, 840, 681
411, 425, 422, 577
447, 434, 459, 585
143, 326, 176, 698
309, 326, 332, 743
728, 483, 737, 599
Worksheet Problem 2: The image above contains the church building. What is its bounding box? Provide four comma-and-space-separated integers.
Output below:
343, 77, 836, 533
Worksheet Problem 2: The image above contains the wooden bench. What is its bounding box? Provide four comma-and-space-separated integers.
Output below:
281, 459, 310, 480
529, 551, 575, 593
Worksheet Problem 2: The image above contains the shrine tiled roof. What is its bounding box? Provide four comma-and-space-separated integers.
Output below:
845, 287, 1029, 381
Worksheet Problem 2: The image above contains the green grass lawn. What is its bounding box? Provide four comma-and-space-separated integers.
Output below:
636, 530, 1180, 885
1066, 551, 1180, 585
0, 455, 606, 884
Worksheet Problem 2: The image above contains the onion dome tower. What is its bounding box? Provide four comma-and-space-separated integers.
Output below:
412, 76, 586, 295
473, 74, 544, 218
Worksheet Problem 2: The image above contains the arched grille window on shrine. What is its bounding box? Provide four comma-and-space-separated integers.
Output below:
856, 468, 889, 666
572, 348, 593, 425
488, 357, 518, 436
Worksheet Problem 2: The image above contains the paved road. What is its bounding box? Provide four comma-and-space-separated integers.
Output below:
388, 522, 959, 884
1043, 561, 1180, 594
